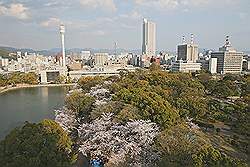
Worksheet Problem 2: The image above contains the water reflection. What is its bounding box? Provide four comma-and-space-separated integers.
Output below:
41, 87, 49, 98
0, 86, 67, 140
40, 87, 49, 105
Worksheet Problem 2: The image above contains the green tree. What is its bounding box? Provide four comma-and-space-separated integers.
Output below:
0, 74, 7, 87
113, 87, 179, 128
197, 72, 212, 84
1, 72, 38, 86
22, 72, 38, 85
7, 72, 22, 85
0, 120, 76, 167
157, 124, 209, 166
149, 62, 161, 71
65, 91, 95, 120
78, 76, 103, 91
157, 124, 247, 167
192, 146, 247, 167
55, 75, 66, 84
91, 101, 142, 122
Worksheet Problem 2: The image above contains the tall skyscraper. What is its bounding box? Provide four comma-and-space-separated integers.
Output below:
59, 24, 66, 67
142, 18, 156, 56
211, 36, 243, 74
177, 34, 199, 62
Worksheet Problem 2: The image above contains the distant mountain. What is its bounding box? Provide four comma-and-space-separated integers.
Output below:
0, 48, 17, 60
0, 46, 59, 56
1, 45, 249, 57
243, 51, 250, 55
60, 48, 142, 55
0, 46, 37, 53
0, 46, 142, 56
0, 49, 10, 58
0, 45, 180, 56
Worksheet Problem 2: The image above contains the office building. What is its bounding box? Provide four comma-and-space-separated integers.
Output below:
142, 18, 156, 56
171, 60, 201, 73
211, 36, 243, 74
172, 35, 201, 72
209, 58, 217, 74
94, 53, 108, 66
177, 34, 199, 62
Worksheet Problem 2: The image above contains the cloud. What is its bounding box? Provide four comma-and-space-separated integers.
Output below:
133, 0, 236, 10
120, 23, 137, 29
180, 0, 210, 6
44, 2, 59, 7
40, 17, 62, 27
93, 30, 106, 36
71, 17, 115, 29
0, 3, 30, 20
79, 0, 117, 12
39, 16, 115, 32
239, 12, 247, 20
134, 0, 179, 9
120, 10, 143, 20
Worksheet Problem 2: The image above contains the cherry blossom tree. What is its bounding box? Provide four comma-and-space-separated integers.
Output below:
77, 113, 159, 166
55, 81, 160, 166
55, 108, 77, 134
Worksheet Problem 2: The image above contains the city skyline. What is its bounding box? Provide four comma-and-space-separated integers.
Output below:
0, 0, 250, 51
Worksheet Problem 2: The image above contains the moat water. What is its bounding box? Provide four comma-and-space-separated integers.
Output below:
0, 86, 69, 140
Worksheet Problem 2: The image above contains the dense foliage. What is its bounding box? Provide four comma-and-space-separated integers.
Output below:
0, 72, 38, 87
157, 124, 247, 167
78, 76, 104, 91
65, 91, 95, 121
0, 120, 76, 167
58, 66, 249, 166
2, 65, 249, 166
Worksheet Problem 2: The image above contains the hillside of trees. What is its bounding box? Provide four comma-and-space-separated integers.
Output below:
0, 49, 10, 58
0, 64, 249, 166
0, 48, 17, 59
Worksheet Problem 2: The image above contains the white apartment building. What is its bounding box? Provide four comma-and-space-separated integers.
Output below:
209, 58, 217, 74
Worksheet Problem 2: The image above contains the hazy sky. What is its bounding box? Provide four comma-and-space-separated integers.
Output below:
0, 0, 249, 51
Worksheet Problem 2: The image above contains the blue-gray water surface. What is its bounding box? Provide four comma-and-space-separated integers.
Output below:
0, 86, 68, 140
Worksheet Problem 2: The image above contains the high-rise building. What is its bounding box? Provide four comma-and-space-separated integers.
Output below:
94, 53, 108, 66
209, 58, 217, 74
177, 34, 198, 62
211, 36, 243, 74
59, 24, 66, 67
172, 35, 201, 73
142, 18, 156, 56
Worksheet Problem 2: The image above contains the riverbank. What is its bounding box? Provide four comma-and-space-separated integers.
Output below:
0, 83, 76, 94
